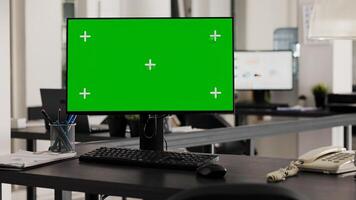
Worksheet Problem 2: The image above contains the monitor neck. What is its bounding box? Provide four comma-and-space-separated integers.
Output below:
139, 114, 164, 151
253, 90, 270, 104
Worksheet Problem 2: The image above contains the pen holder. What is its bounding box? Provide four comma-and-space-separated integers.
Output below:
49, 124, 75, 153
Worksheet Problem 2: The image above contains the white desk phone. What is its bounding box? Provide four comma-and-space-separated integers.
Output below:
266, 146, 356, 182
296, 146, 356, 174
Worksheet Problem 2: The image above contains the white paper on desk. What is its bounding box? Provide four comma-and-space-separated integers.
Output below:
0, 150, 76, 169
171, 126, 204, 133
276, 106, 317, 112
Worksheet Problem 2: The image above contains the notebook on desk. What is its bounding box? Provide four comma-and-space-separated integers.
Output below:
40, 89, 109, 134
0, 150, 76, 170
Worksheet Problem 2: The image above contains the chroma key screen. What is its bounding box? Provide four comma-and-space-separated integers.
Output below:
67, 18, 234, 113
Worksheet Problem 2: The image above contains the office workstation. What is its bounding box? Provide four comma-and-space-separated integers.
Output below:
2, 0, 356, 200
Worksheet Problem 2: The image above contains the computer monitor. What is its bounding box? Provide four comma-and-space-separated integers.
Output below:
234, 51, 293, 90
67, 18, 234, 150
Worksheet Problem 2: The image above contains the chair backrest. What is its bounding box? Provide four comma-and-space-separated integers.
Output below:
167, 183, 307, 200
182, 113, 231, 129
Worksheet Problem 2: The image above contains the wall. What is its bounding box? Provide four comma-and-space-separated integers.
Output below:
25, 0, 62, 108
120, 0, 171, 17
234, 0, 347, 158
77, 0, 171, 18
24, 0, 63, 155
296, 0, 351, 154
234, 0, 299, 158
192, 0, 210, 16
353, 41, 356, 85
298, 0, 333, 106
234, 0, 247, 49
298, 45, 333, 105
11, 0, 63, 151
11, 0, 26, 119
0, 0, 12, 198
209, 0, 231, 16
244, 0, 297, 50
296, 40, 334, 154
192, 0, 231, 17
332, 40, 353, 94
76, 0, 120, 17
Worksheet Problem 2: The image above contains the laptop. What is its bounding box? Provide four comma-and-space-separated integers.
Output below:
40, 89, 109, 134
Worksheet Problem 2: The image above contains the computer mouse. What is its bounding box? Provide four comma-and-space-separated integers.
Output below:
196, 163, 227, 178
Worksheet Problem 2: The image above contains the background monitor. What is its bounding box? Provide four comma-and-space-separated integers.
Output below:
67, 18, 234, 113
234, 51, 293, 90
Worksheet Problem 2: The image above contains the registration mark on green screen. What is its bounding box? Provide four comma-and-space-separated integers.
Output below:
67, 18, 233, 113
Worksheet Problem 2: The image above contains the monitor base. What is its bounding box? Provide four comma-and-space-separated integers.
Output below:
253, 90, 270, 104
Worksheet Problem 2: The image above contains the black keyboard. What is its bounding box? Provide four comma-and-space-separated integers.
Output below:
79, 147, 219, 170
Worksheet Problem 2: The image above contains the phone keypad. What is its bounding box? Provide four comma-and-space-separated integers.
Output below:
321, 152, 355, 163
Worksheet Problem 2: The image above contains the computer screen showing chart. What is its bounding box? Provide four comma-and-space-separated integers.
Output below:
67, 18, 234, 113
234, 51, 293, 90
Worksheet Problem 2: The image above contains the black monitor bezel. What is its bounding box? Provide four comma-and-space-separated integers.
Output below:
66, 17, 235, 114
234, 50, 294, 91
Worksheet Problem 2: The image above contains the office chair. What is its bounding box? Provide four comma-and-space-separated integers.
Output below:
178, 114, 249, 154
106, 115, 128, 137
183, 113, 231, 129
167, 183, 307, 200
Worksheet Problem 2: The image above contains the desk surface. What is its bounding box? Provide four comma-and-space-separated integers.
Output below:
236, 108, 334, 117
0, 142, 355, 200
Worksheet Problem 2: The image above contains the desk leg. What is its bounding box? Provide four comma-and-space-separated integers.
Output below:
27, 187, 36, 200
54, 190, 71, 200
344, 125, 352, 150
85, 194, 99, 200
210, 144, 215, 154
26, 139, 37, 200
26, 139, 36, 151
249, 139, 255, 156
0, 183, 2, 200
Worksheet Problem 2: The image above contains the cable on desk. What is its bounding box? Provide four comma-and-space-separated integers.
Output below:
266, 161, 300, 183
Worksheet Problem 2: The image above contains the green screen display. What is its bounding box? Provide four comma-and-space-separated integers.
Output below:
67, 18, 233, 113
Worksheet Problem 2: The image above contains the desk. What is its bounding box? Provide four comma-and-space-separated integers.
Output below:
235, 108, 334, 118
0, 141, 355, 200
9, 114, 356, 200
235, 108, 339, 154
11, 126, 112, 200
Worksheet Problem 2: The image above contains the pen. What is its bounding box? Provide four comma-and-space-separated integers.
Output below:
70, 115, 77, 124
66, 114, 72, 124
67, 114, 74, 124
41, 109, 54, 124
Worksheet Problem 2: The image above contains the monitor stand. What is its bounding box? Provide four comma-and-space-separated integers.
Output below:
139, 114, 164, 151
253, 90, 270, 104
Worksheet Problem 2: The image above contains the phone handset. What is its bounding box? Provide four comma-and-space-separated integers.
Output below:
298, 146, 345, 163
